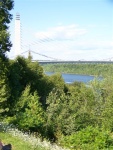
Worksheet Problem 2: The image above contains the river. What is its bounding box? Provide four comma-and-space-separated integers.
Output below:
45, 72, 100, 84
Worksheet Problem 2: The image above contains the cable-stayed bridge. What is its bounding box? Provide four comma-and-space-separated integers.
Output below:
18, 33, 113, 64
16, 50, 113, 64
13, 13, 113, 65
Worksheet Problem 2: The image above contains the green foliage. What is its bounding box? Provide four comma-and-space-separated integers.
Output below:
45, 82, 96, 140
7, 57, 29, 115
8, 57, 45, 112
47, 73, 66, 93
0, 58, 10, 116
0, 77, 10, 113
90, 77, 113, 131
0, 0, 14, 59
16, 85, 45, 133
100, 77, 113, 131
60, 126, 113, 150
0, 0, 13, 118
1, 53, 113, 148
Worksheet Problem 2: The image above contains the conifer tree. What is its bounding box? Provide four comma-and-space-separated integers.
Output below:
16, 85, 45, 132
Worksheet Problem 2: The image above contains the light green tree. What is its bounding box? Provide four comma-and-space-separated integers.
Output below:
46, 82, 96, 140
0, 59, 10, 116
100, 77, 113, 131
16, 85, 45, 132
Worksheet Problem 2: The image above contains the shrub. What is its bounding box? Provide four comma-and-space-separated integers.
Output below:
59, 126, 113, 150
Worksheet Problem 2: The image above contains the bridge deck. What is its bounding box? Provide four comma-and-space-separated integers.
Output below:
33, 60, 113, 64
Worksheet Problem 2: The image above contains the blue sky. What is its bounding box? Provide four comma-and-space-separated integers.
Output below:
8, 0, 113, 61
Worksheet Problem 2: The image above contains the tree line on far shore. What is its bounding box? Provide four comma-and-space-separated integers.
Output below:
42, 63, 113, 77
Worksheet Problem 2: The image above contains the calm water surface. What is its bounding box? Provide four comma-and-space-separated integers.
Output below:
46, 72, 98, 83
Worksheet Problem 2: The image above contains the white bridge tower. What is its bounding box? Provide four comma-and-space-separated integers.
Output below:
15, 13, 21, 56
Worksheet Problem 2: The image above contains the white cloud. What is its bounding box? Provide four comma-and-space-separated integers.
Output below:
71, 41, 113, 51
9, 23, 113, 61
35, 24, 87, 41
28, 39, 113, 61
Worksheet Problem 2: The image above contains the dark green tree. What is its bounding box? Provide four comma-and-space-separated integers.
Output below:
0, 0, 14, 59
8, 56, 46, 113
0, 0, 13, 119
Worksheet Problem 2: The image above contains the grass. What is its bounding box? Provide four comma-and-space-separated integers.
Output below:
0, 122, 68, 150
0, 132, 45, 150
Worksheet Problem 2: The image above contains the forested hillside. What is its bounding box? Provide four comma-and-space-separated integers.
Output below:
1, 56, 113, 149
42, 63, 113, 77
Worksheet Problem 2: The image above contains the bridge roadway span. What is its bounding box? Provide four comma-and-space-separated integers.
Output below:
33, 60, 113, 64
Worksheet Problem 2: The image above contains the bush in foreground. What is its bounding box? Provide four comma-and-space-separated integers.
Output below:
59, 126, 113, 150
